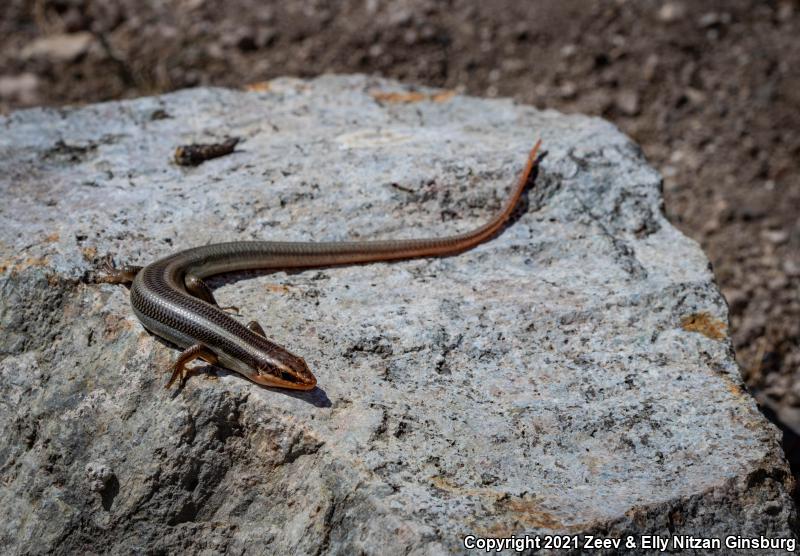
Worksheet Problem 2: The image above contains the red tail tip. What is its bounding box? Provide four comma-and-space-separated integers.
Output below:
529, 139, 542, 163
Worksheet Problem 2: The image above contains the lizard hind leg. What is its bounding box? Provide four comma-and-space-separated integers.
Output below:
246, 320, 267, 337
184, 274, 218, 305
95, 254, 142, 285
184, 274, 239, 313
166, 344, 219, 389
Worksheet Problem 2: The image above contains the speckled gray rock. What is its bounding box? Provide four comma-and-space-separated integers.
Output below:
0, 75, 795, 554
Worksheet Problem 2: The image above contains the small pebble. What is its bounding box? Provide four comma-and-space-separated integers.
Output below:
657, 2, 686, 23
616, 89, 640, 116
85, 460, 115, 492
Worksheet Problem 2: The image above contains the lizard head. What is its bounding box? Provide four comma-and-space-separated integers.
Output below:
250, 350, 318, 391
224, 336, 318, 390
215, 323, 318, 390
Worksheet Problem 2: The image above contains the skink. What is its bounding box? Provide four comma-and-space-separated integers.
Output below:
106, 140, 541, 390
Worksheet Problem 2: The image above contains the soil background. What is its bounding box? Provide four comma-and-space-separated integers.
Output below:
1, 0, 799, 488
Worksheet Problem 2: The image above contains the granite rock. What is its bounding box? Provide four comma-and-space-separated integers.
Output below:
0, 75, 795, 554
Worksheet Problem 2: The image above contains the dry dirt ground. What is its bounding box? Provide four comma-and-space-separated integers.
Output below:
2, 0, 799, 476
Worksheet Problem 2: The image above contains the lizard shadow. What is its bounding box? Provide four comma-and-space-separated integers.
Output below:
212, 366, 333, 407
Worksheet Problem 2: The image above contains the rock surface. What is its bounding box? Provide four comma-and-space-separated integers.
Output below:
0, 75, 795, 554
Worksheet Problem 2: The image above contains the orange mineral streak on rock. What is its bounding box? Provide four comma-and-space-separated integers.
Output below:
243, 81, 272, 92
371, 90, 426, 103
370, 89, 456, 104
0, 256, 49, 275
431, 475, 573, 537
430, 90, 456, 102
680, 312, 727, 340
81, 246, 97, 260
264, 283, 292, 293
495, 496, 566, 530
102, 313, 135, 341
725, 379, 745, 398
